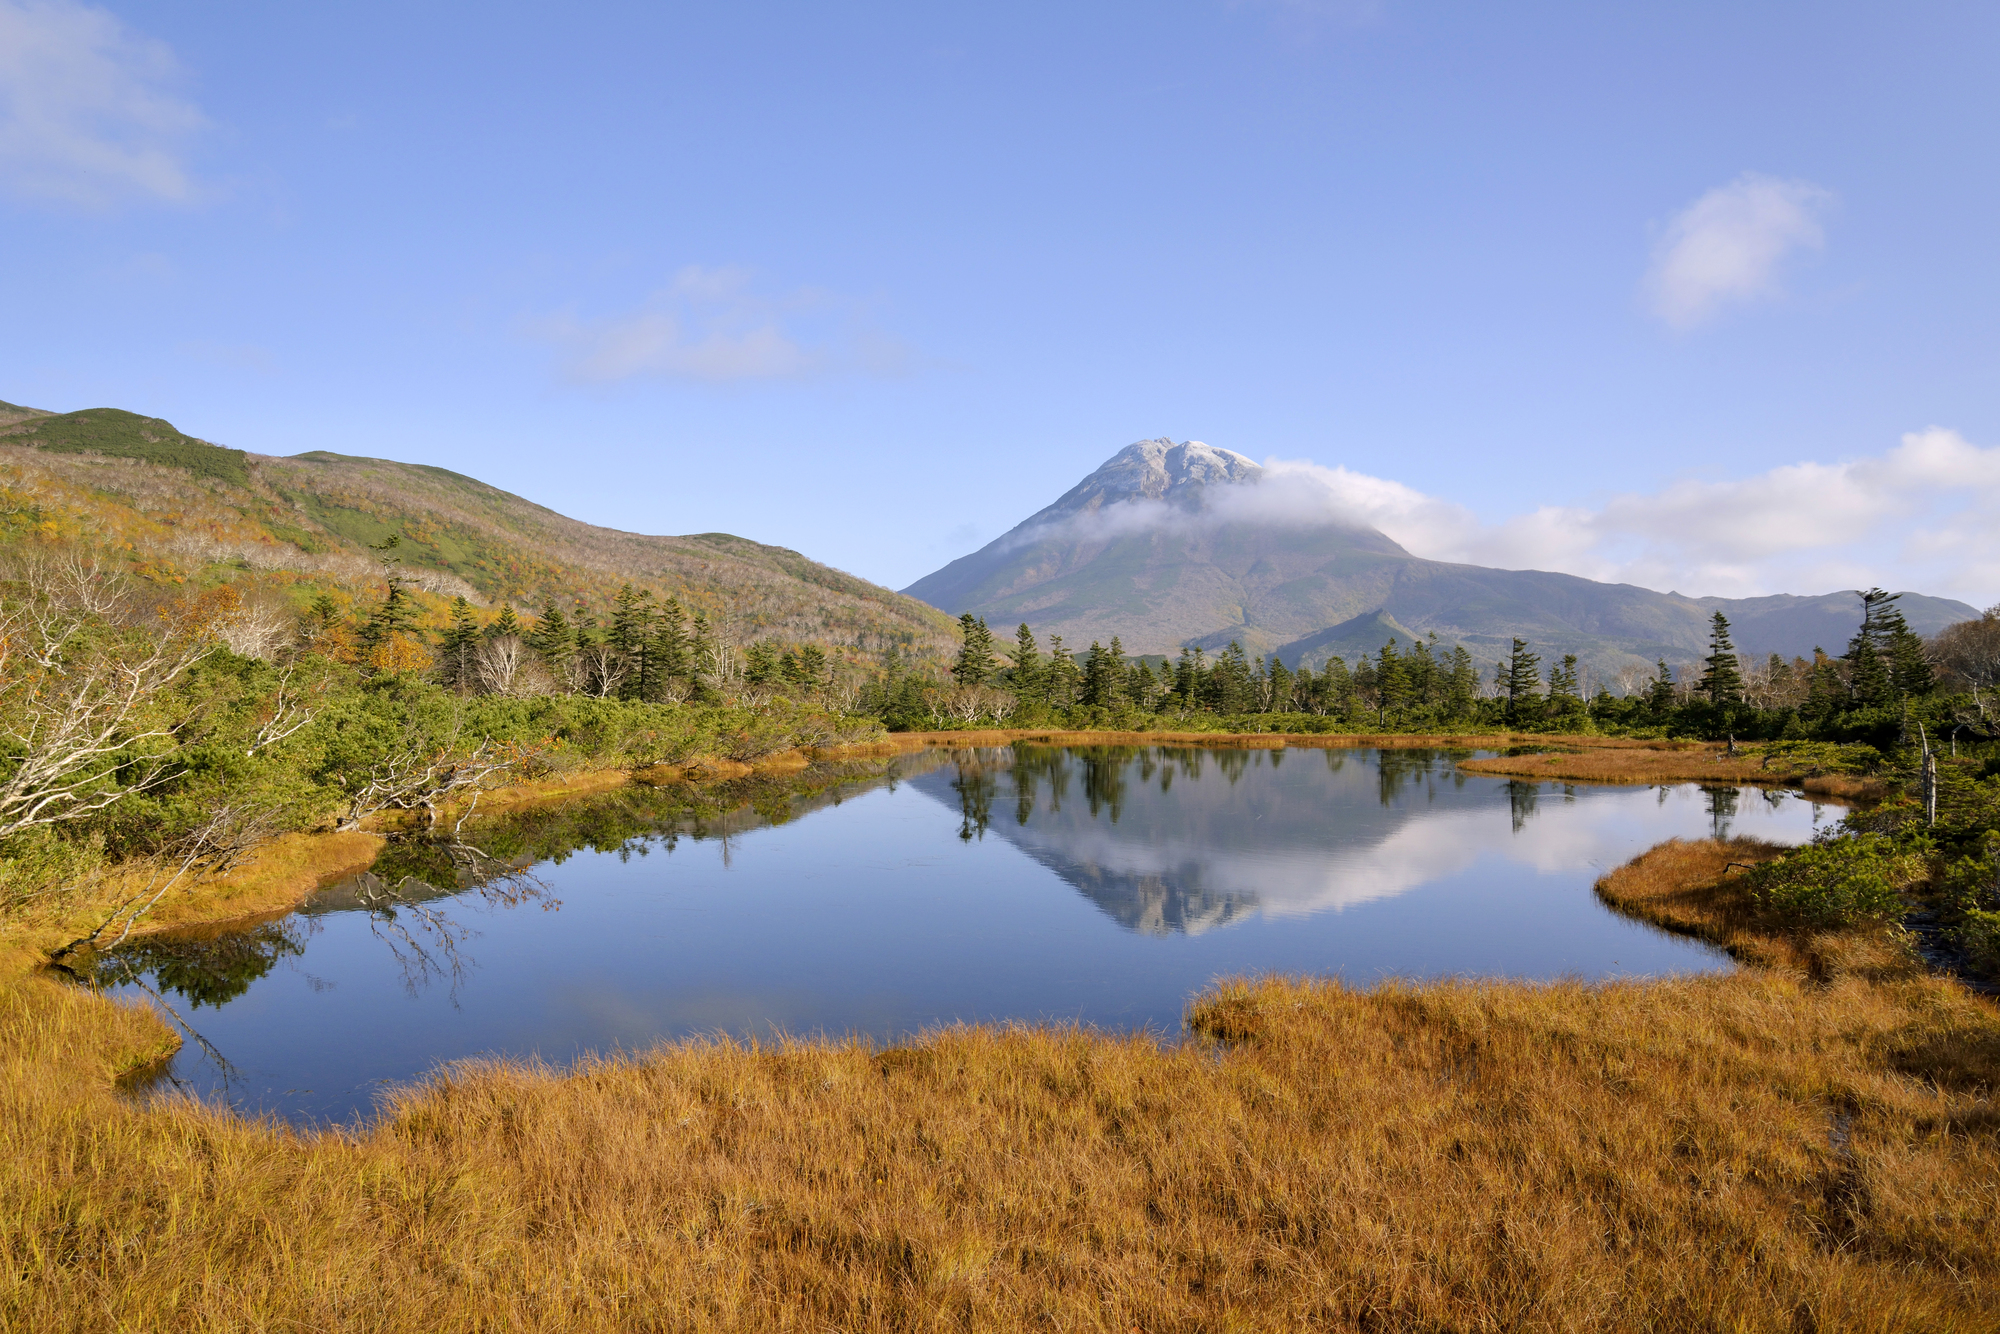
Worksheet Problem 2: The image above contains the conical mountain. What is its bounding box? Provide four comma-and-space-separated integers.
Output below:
903, 438, 1977, 671
904, 438, 1408, 655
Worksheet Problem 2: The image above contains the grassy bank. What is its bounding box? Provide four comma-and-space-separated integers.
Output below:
5, 812, 1998, 1328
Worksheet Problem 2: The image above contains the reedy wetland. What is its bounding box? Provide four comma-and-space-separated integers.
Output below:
3, 833, 1997, 1331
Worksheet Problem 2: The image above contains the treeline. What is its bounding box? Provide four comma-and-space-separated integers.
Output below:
312, 555, 877, 709
866, 595, 1995, 745
0, 549, 878, 933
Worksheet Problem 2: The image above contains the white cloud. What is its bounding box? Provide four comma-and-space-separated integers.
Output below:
1644, 172, 1832, 328
1262, 427, 2000, 606
0, 0, 207, 206
535, 266, 914, 385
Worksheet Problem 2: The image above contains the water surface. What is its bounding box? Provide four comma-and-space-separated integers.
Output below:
104, 745, 1832, 1124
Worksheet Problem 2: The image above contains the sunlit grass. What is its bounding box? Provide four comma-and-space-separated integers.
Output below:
3, 834, 1996, 1330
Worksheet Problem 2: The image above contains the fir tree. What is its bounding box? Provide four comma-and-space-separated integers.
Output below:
1648, 660, 1676, 711
358, 576, 419, 654
528, 601, 575, 676
1548, 654, 1581, 709
652, 598, 689, 684
1172, 647, 1199, 704
1846, 589, 1898, 708
1502, 638, 1542, 723
1009, 622, 1043, 701
744, 641, 777, 685
1803, 647, 1844, 718
1045, 634, 1082, 708
1444, 645, 1477, 718
798, 644, 828, 687
608, 585, 657, 700
438, 596, 481, 690
1129, 658, 1163, 710
1268, 656, 1294, 712
1875, 597, 1936, 698
1207, 641, 1253, 714
1323, 656, 1355, 716
486, 605, 523, 641
953, 613, 996, 687
688, 612, 714, 692
1407, 636, 1439, 708
1697, 611, 1745, 704
1376, 638, 1408, 718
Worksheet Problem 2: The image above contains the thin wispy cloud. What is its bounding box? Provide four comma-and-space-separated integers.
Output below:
1644, 172, 1832, 328
535, 266, 915, 385
1265, 428, 1999, 607
0, 0, 207, 207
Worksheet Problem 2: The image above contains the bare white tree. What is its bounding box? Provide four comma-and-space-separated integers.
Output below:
574, 642, 628, 699
333, 717, 534, 834
0, 564, 225, 843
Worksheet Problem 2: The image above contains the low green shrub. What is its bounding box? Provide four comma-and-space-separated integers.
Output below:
1747, 833, 1915, 929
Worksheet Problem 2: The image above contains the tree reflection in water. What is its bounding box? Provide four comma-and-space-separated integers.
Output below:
1703, 786, 1740, 840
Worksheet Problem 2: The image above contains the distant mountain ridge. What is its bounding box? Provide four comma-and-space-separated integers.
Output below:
0, 399, 958, 658
903, 437, 1978, 672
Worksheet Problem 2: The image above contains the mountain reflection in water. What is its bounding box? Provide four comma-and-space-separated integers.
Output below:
911, 745, 1786, 936
93, 746, 1828, 1125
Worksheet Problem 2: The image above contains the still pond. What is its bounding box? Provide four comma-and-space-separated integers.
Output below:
101, 744, 1833, 1124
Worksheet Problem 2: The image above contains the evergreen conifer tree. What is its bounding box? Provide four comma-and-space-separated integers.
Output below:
1209, 641, 1253, 713
1172, 647, 1199, 704
528, 601, 575, 676
1802, 648, 1843, 719
1045, 634, 1081, 708
953, 613, 996, 687
1444, 645, 1477, 718
798, 644, 828, 687
1323, 656, 1355, 716
1376, 638, 1408, 718
1845, 589, 1897, 707
1407, 636, 1438, 708
744, 641, 778, 685
608, 585, 657, 699
688, 612, 714, 692
1502, 639, 1542, 723
1648, 660, 1676, 711
1268, 657, 1294, 712
1009, 623, 1043, 701
358, 576, 420, 654
652, 598, 689, 684
1697, 611, 1745, 704
1874, 598, 1936, 698
487, 605, 523, 640
438, 595, 481, 690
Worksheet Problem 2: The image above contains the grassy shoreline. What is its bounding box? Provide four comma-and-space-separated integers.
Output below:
10, 731, 1990, 1331
4, 731, 1872, 970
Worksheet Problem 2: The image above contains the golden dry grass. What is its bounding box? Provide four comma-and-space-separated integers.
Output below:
3, 838, 1998, 1330
1459, 745, 1889, 800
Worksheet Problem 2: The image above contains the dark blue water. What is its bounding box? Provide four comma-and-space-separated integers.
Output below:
104, 745, 1833, 1124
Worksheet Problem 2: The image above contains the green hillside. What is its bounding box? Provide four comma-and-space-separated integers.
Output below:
0, 407, 252, 488
0, 401, 958, 661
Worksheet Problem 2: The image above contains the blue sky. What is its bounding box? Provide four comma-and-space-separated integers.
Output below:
2, 1, 1996, 605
